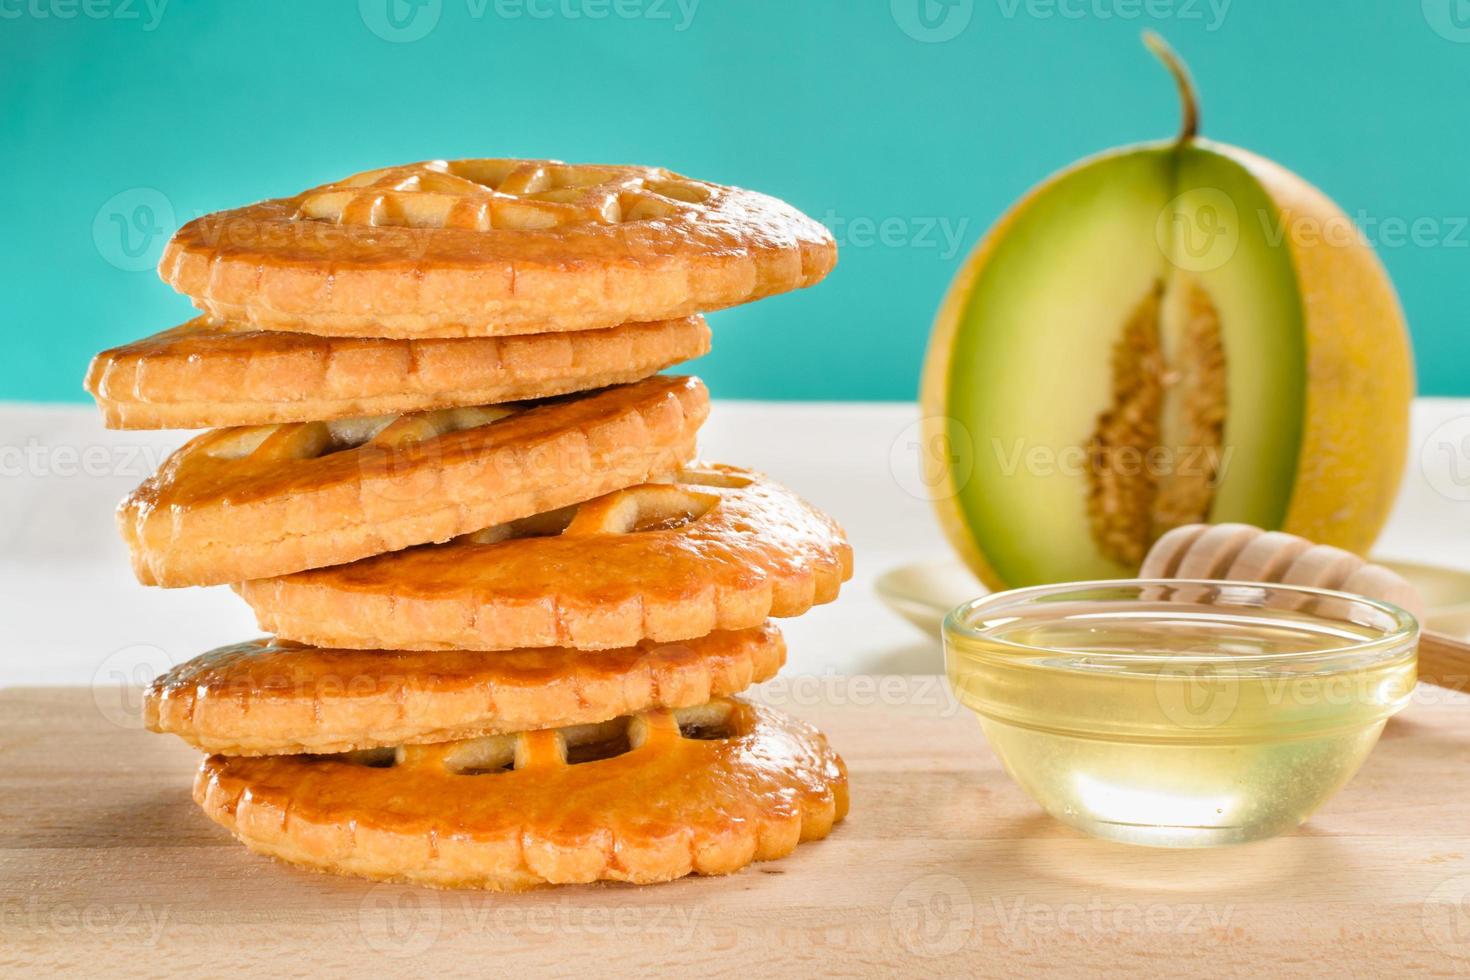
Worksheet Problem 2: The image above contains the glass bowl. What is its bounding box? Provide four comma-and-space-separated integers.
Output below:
944, 579, 1419, 847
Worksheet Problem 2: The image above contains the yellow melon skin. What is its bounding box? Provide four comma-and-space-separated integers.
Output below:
1223, 143, 1415, 555
920, 139, 1415, 591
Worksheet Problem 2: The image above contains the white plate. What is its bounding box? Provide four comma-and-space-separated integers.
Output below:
875, 557, 1470, 640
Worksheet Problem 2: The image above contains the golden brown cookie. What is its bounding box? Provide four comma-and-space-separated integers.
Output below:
85, 315, 710, 429
147, 624, 785, 756
195, 698, 847, 890
160, 159, 837, 338
120, 375, 708, 587
237, 464, 853, 651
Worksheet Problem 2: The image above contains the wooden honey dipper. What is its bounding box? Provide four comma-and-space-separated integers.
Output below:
1140, 524, 1470, 692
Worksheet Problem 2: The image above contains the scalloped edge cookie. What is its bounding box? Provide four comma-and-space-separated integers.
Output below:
194, 698, 847, 890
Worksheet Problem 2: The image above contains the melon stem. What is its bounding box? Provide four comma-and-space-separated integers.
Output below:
1143, 31, 1199, 146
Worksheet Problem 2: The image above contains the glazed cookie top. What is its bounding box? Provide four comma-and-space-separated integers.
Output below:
161, 159, 837, 338
120, 375, 708, 586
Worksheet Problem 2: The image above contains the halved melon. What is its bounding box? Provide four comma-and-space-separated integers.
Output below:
921, 36, 1413, 589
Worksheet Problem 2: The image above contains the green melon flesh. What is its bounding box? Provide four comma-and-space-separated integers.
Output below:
943, 146, 1306, 586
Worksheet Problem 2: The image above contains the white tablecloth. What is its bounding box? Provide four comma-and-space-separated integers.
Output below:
3, 400, 1467, 687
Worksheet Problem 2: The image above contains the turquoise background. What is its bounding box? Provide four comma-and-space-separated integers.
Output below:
4, 1, 1467, 403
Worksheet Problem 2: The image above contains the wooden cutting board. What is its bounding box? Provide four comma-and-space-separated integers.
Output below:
4, 681, 1470, 977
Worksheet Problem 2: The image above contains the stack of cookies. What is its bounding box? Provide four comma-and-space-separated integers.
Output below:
85, 159, 852, 889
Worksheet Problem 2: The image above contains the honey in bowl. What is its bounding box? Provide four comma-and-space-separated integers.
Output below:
944, 580, 1418, 847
